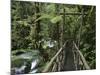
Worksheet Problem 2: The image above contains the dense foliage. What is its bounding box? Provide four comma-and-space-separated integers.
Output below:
11, 1, 96, 74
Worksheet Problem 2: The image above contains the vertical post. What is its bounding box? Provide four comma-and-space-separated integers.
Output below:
59, 5, 65, 71
78, 7, 84, 49
60, 5, 65, 47
55, 4, 60, 51
55, 4, 60, 71
59, 5, 66, 71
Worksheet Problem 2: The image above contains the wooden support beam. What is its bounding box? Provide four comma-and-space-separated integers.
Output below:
59, 12, 87, 15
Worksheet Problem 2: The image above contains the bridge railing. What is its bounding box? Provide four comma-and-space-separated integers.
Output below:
42, 40, 90, 73
73, 41, 90, 70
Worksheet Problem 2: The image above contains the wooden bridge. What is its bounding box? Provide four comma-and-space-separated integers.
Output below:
41, 7, 90, 72
42, 40, 90, 72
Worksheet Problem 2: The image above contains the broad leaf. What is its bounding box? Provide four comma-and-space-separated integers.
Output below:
35, 14, 53, 22
50, 15, 62, 24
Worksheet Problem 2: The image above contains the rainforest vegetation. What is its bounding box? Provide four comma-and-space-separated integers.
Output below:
11, 1, 96, 74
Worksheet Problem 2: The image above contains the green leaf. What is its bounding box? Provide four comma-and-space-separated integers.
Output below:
50, 15, 62, 24
35, 14, 53, 22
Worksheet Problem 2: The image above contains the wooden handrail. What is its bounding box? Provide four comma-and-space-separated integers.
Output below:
73, 41, 90, 70
42, 41, 67, 72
